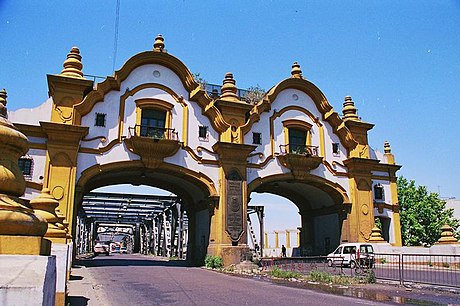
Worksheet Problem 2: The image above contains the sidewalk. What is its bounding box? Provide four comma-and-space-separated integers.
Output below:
66, 261, 108, 306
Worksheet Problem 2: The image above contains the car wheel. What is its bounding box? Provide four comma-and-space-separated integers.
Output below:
350, 260, 356, 269
327, 259, 333, 267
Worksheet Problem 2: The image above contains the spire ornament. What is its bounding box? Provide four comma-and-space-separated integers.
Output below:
153, 34, 165, 52
60, 47, 84, 78
342, 96, 359, 121
436, 224, 459, 244
220, 72, 240, 102
0, 89, 7, 118
384, 141, 391, 154
368, 226, 385, 242
291, 62, 303, 79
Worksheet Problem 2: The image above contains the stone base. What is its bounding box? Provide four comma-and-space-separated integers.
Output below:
207, 244, 251, 266
235, 260, 259, 273
0, 235, 51, 255
51, 243, 69, 306
0, 254, 56, 306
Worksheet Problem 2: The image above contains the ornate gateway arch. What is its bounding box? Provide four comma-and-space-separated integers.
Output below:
9, 35, 402, 264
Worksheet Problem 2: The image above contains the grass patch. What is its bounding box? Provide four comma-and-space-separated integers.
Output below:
308, 270, 373, 285
269, 266, 302, 279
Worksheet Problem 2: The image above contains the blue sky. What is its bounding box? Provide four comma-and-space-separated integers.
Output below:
1, 1, 459, 229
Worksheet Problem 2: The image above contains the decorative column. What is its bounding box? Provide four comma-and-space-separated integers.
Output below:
44, 47, 92, 238
0, 89, 49, 255
274, 231, 279, 248
285, 230, 291, 248
384, 141, 402, 246
208, 142, 256, 265
207, 72, 256, 265
341, 96, 377, 243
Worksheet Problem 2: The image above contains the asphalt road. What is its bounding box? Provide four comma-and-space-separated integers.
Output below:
76, 254, 387, 306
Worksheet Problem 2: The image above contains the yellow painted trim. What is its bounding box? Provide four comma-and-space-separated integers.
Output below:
322, 160, 348, 177
247, 172, 351, 205
136, 98, 174, 111
319, 125, 325, 157
118, 88, 130, 141
77, 160, 218, 197
29, 143, 47, 150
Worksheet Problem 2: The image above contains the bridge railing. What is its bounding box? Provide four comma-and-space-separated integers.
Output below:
261, 254, 460, 288
374, 253, 460, 288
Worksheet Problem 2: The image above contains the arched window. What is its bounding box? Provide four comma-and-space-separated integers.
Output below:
374, 184, 385, 201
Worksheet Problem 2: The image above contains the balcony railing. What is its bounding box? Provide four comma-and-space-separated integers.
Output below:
279, 144, 319, 157
204, 83, 250, 99
128, 125, 179, 141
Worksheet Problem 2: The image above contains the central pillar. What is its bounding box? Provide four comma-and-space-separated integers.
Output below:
208, 142, 256, 265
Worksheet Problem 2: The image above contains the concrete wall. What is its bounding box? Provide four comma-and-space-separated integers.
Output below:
0, 255, 56, 306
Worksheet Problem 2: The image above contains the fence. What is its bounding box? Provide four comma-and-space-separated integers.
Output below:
374, 253, 460, 288
261, 253, 460, 288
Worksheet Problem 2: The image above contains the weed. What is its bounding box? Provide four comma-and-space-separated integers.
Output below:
380, 258, 387, 264
269, 266, 302, 279
204, 255, 224, 269
309, 270, 333, 283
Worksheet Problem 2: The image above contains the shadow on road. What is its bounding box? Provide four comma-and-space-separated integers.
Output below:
66, 296, 89, 306
76, 254, 193, 268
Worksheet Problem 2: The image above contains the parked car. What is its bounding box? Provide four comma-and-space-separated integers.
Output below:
94, 241, 110, 256
327, 243, 374, 268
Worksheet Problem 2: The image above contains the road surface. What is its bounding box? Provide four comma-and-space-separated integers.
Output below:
71, 254, 387, 306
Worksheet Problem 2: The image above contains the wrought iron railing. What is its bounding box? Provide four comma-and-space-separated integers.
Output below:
279, 144, 319, 156
128, 125, 179, 141
204, 83, 250, 99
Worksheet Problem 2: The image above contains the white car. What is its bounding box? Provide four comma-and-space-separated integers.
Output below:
93, 241, 110, 256
327, 243, 374, 268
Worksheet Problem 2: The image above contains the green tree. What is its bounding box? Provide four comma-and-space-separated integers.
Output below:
398, 177, 459, 246
243, 85, 265, 105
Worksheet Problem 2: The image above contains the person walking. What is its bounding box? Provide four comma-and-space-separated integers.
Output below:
281, 245, 287, 257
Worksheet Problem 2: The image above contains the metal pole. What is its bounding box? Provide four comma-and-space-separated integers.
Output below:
258, 207, 264, 256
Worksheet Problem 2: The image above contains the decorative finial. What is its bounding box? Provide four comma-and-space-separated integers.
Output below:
0, 88, 7, 118
384, 141, 391, 154
342, 95, 359, 121
291, 62, 303, 79
60, 46, 84, 78
220, 72, 240, 102
153, 34, 165, 52
368, 226, 385, 242
29, 188, 68, 239
436, 224, 459, 244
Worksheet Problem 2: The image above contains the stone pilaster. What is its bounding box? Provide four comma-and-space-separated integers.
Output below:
207, 142, 256, 265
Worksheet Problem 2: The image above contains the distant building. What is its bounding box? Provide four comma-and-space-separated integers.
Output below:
445, 198, 460, 220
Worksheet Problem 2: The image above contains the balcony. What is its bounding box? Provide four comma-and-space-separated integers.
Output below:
124, 125, 181, 168
277, 144, 323, 179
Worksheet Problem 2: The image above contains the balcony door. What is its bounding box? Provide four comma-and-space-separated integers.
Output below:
140, 108, 166, 138
288, 128, 307, 154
